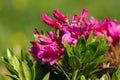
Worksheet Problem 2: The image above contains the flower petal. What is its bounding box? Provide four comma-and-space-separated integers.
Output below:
53, 10, 68, 23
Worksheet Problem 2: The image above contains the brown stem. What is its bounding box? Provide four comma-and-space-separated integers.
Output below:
110, 44, 119, 64
106, 71, 111, 80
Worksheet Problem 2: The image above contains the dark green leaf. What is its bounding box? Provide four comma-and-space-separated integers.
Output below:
74, 36, 86, 57
95, 43, 109, 58
35, 60, 49, 80
30, 63, 35, 80
68, 55, 80, 71
90, 67, 115, 78
78, 63, 96, 77
92, 56, 109, 65
112, 66, 120, 80
82, 41, 99, 63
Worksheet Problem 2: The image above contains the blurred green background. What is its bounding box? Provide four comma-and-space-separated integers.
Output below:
0, 0, 120, 79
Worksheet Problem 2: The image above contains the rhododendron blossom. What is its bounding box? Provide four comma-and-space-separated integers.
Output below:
30, 9, 120, 65
29, 29, 64, 65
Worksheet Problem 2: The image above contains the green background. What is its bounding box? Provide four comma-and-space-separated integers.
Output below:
0, 0, 120, 79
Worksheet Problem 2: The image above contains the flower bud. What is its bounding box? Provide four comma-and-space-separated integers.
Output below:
79, 9, 88, 23
41, 14, 60, 28
53, 10, 68, 23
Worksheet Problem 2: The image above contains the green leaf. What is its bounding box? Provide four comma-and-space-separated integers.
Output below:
11, 56, 20, 72
112, 66, 120, 80
90, 67, 115, 78
22, 61, 32, 80
94, 36, 109, 58
82, 40, 99, 63
86, 31, 94, 45
100, 74, 109, 80
18, 64, 26, 80
93, 56, 109, 65
64, 43, 74, 69
34, 34, 40, 42
112, 73, 119, 80
4, 75, 18, 80
0, 56, 9, 63
30, 64, 35, 80
81, 75, 86, 80
7, 48, 14, 63
78, 63, 96, 77
20, 50, 25, 61
64, 43, 73, 56
74, 36, 86, 57
35, 60, 49, 80
68, 55, 80, 71
95, 43, 109, 59
1, 57, 18, 77
42, 72, 50, 80
82, 36, 109, 63
5, 63, 18, 76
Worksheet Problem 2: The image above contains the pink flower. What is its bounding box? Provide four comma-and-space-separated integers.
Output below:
83, 17, 120, 45
53, 10, 68, 23
41, 14, 60, 28
29, 41, 63, 65
79, 9, 88, 24
106, 20, 120, 45
29, 29, 64, 65
61, 15, 81, 44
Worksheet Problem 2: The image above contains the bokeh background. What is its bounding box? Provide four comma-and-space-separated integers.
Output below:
0, 0, 120, 79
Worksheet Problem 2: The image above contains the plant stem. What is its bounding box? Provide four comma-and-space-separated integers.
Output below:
56, 62, 71, 80
110, 44, 119, 64
72, 69, 78, 80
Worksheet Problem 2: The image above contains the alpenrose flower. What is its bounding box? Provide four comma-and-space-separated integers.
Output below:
29, 9, 120, 65
29, 29, 64, 65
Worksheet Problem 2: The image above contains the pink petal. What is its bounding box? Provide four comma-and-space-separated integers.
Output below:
41, 14, 60, 28
79, 9, 88, 23
53, 10, 68, 23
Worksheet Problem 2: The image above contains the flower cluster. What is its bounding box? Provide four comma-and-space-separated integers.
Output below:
29, 9, 120, 65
